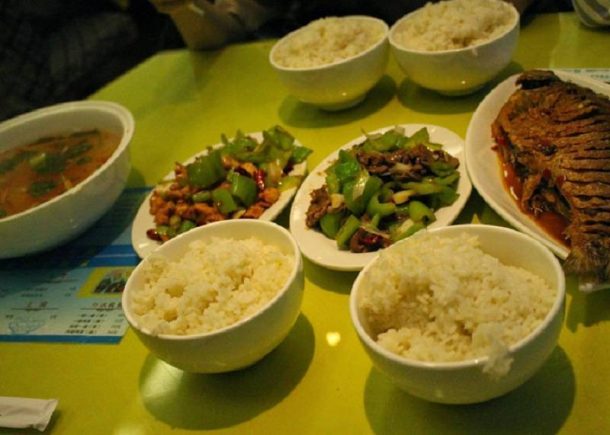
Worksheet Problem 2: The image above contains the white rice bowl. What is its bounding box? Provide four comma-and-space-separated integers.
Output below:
357, 231, 555, 377
271, 16, 386, 68
393, 0, 516, 52
129, 236, 294, 336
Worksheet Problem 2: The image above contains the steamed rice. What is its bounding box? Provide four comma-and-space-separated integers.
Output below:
393, 0, 516, 51
272, 17, 385, 68
358, 232, 555, 377
130, 236, 294, 336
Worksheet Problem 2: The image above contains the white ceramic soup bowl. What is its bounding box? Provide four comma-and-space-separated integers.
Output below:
350, 224, 565, 404
0, 101, 133, 259
122, 219, 304, 373
269, 15, 389, 111
389, 3, 519, 96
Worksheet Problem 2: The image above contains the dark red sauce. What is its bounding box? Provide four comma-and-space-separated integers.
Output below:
495, 152, 570, 248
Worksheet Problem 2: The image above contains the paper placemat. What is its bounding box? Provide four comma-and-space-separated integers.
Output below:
0, 188, 148, 344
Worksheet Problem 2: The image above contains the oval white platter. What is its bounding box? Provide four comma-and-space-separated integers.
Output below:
465, 70, 610, 260
131, 132, 307, 258
289, 123, 472, 271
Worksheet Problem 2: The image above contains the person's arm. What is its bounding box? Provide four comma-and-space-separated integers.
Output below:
149, 0, 275, 49
170, 1, 246, 49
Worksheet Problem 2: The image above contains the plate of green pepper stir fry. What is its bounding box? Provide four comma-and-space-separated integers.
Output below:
131, 125, 311, 258
289, 124, 472, 271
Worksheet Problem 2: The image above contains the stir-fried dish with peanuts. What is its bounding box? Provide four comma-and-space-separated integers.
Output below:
147, 125, 311, 242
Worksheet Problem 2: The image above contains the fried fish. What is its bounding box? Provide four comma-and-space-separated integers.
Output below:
492, 70, 610, 288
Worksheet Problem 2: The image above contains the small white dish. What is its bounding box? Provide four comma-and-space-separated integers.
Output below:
289, 124, 472, 271
131, 132, 307, 258
465, 70, 610, 260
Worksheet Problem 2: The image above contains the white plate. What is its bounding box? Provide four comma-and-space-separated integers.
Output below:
465, 70, 610, 260
289, 124, 472, 271
131, 132, 307, 258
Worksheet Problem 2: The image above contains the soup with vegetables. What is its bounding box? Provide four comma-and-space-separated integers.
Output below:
0, 129, 120, 218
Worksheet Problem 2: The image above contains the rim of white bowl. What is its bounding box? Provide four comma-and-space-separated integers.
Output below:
388, 4, 519, 56
350, 224, 566, 371
0, 100, 134, 223
122, 219, 303, 341
269, 15, 389, 72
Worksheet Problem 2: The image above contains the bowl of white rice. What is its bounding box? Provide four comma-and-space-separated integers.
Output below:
122, 219, 304, 373
269, 16, 389, 111
350, 224, 565, 404
389, 0, 519, 95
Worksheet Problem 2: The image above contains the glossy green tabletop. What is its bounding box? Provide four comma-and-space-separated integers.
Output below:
2, 12, 610, 434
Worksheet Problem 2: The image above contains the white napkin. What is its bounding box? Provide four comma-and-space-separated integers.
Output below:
0, 397, 58, 432
560, 68, 610, 83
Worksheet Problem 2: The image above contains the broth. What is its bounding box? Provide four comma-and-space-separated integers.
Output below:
0, 129, 121, 218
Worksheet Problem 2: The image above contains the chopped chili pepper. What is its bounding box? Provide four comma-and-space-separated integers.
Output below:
254, 169, 266, 191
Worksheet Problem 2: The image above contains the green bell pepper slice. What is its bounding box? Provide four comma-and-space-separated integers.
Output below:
379, 183, 396, 202
367, 129, 406, 152
429, 161, 459, 177
264, 125, 294, 150
320, 212, 344, 239
335, 214, 361, 250
222, 130, 258, 158
366, 191, 396, 217
402, 127, 429, 149
212, 188, 239, 215
435, 171, 460, 186
430, 186, 460, 208
187, 149, 226, 188
278, 175, 302, 192
325, 171, 341, 195
328, 149, 361, 185
402, 180, 444, 196
334, 159, 361, 183
291, 146, 312, 164
393, 221, 426, 242
408, 200, 436, 224
344, 174, 382, 216
229, 172, 258, 206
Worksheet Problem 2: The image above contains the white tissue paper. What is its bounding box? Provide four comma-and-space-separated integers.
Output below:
0, 397, 58, 432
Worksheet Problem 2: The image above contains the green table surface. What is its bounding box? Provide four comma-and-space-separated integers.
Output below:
2, 12, 610, 434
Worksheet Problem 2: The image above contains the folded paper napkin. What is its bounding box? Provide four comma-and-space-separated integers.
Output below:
0, 397, 58, 431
